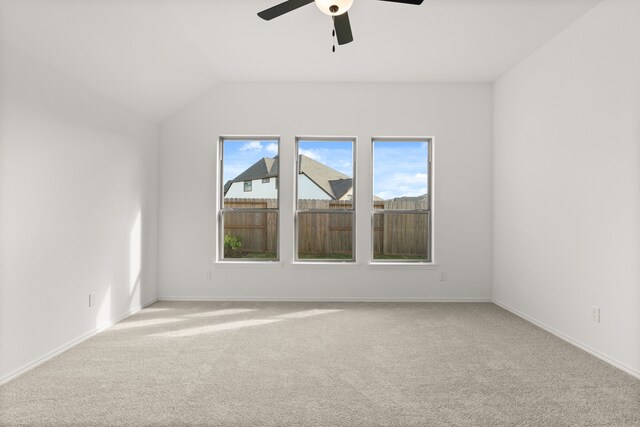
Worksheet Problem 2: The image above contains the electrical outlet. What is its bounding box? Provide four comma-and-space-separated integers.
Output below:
440, 272, 447, 281
206, 270, 212, 280
590, 306, 600, 323
89, 293, 96, 307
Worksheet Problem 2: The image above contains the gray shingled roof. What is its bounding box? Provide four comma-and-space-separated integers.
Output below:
298, 155, 352, 200
329, 178, 353, 200
224, 157, 279, 195
223, 155, 353, 200
234, 157, 279, 181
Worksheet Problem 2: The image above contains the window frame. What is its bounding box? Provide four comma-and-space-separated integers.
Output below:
370, 137, 434, 264
294, 136, 357, 263
218, 136, 281, 263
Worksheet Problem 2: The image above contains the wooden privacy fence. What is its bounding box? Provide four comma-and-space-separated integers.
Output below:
297, 200, 353, 256
223, 198, 429, 256
223, 199, 278, 254
372, 199, 429, 257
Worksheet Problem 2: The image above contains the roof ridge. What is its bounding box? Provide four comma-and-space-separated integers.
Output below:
227, 154, 353, 200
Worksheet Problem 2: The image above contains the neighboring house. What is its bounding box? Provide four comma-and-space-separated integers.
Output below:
382, 194, 429, 208
224, 156, 279, 199
224, 155, 353, 200
388, 194, 428, 202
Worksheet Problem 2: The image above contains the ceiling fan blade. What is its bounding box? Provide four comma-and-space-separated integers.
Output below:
258, 0, 315, 20
377, 0, 424, 4
334, 12, 353, 45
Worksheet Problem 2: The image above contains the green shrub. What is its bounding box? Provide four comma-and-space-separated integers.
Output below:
224, 234, 242, 257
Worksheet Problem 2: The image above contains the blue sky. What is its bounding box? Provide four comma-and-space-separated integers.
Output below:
223, 139, 429, 200
298, 140, 353, 175
373, 141, 429, 200
222, 139, 279, 183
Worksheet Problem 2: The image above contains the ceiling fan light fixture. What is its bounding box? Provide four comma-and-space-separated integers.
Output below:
315, 0, 353, 16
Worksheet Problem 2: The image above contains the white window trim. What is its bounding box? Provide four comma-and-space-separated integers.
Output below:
215, 261, 283, 268
291, 262, 361, 269
370, 136, 435, 265
216, 136, 281, 263
294, 136, 357, 263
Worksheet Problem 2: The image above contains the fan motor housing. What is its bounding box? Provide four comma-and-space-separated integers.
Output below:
315, 0, 353, 16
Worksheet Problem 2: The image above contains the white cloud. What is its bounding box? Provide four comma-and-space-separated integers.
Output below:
374, 172, 428, 200
239, 141, 264, 152
336, 159, 354, 173
223, 164, 251, 182
390, 172, 428, 185
371, 142, 429, 200
299, 149, 323, 162
265, 143, 278, 155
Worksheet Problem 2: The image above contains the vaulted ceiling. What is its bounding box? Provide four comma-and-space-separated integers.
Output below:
0, 0, 601, 121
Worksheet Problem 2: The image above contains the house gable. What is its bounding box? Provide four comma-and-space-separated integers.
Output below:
224, 154, 353, 200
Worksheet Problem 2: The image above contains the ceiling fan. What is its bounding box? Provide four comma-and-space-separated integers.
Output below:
258, 0, 424, 47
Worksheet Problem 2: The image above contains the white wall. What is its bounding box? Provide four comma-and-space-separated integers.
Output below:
226, 174, 346, 201
298, 174, 332, 200
159, 83, 493, 300
0, 45, 159, 382
225, 177, 277, 199
493, 0, 640, 376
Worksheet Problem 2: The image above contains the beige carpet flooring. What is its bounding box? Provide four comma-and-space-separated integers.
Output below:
1, 302, 639, 426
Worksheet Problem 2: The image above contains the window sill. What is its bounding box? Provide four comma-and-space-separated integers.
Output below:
213, 261, 437, 269
291, 262, 361, 269
367, 262, 438, 269
214, 261, 283, 268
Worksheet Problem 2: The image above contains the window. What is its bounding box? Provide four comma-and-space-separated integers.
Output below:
219, 137, 279, 261
372, 138, 432, 262
295, 138, 355, 262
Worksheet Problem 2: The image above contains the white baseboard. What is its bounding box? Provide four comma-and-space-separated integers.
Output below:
0, 297, 158, 386
158, 296, 492, 303
493, 299, 640, 380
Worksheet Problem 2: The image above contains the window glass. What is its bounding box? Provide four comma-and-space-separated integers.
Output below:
372, 139, 431, 262
220, 138, 279, 261
296, 139, 355, 261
